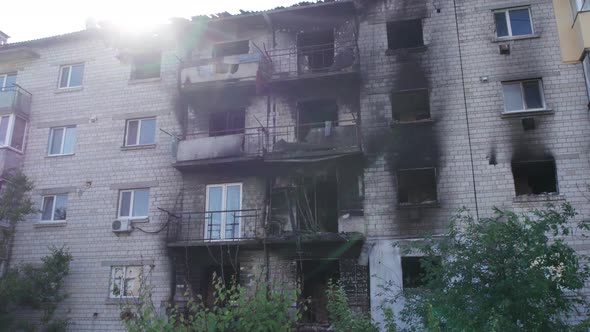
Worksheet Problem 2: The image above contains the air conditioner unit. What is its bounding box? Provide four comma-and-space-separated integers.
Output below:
112, 219, 132, 233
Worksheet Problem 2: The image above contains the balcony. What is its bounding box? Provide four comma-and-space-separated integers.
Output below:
0, 148, 23, 176
174, 119, 361, 168
0, 85, 32, 117
180, 40, 359, 92
167, 209, 263, 246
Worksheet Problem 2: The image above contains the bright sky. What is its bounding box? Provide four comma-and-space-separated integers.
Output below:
1, 0, 305, 42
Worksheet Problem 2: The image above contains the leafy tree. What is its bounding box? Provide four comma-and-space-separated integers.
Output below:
0, 246, 73, 331
325, 280, 381, 332
121, 272, 302, 332
391, 203, 590, 332
0, 171, 35, 272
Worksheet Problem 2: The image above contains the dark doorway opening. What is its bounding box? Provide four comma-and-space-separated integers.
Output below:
300, 259, 340, 324
297, 30, 335, 73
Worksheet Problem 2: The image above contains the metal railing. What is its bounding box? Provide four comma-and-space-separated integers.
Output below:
167, 209, 263, 244
0, 85, 32, 115
181, 40, 358, 85
177, 119, 361, 162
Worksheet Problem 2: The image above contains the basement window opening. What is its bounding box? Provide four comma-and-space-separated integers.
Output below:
297, 99, 338, 141
391, 89, 431, 123
212, 40, 250, 58
387, 19, 424, 50
512, 158, 557, 196
397, 168, 437, 206
300, 259, 340, 324
297, 30, 335, 73
209, 109, 246, 137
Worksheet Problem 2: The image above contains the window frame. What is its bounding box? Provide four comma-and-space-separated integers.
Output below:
396, 167, 438, 206
501, 79, 546, 113
117, 189, 150, 219
493, 7, 534, 38
0, 114, 27, 152
583, 52, 590, 102
0, 73, 17, 89
124, 117, 156, 147
571, 0, 590, 16
58, 63, 84, 89
391, 88, 431, 123
386, 19, 425, 50
205, 183, 243, 241
40, 194, 68, 222
48, 126, 76, 156
109, 265, 142, 299
130, 53, 161, 80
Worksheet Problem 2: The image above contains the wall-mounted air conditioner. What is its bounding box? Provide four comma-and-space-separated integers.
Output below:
112, 219, 132, 233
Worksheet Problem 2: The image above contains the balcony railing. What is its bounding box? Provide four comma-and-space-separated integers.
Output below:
167, 209, 263, 244
0, 85, 32, 116
175, 119, 361, 165
180, 40, 358, 88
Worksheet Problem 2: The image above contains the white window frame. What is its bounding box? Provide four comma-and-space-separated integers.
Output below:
58, 63, 84, 89
571, 0, 590, 15
205, 183, 243, 241
118, 189, 150, 219
494, 7, 534, 38
40, 194, 68, 222
583, 52, 590, 101
0, 73, 16, 89
0, 114, 27, 152
124, 118, 156, 147
109, 266, 142, 299
501, 79, 546, 113
48, 126, 76, 156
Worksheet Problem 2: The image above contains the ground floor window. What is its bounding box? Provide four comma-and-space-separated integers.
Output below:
110, 265, 142, 298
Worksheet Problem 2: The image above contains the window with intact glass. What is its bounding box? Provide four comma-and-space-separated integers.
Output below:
0, 116, 9, 146
10, 116, 26, 151
118, 189, 149, 218
59, 64, 84, 88
502, 79, 545, 112
49, 126, 76, 155
494, 8, 533, 37
125, 118, 156, 146
41, 194, 68, 221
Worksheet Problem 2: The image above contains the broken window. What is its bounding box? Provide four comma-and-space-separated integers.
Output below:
110, 265, 142, 298
397, 168, 437, 205
387, 19, 424, 50
300, 259, 340, 324
297, 99, 338, 141
401, 256, 439, 289
130, 52, 161, 80
297, 30, 335, 73
391, 89, 431, 122
200, 265, 238, 307
212, 40, 250, 58
338, 166, 364, 216
209, 109, 246, 137
512, 159, 557, 196
298, 175, 339, 233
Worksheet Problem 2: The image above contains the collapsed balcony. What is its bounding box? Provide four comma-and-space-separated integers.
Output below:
180, 39, 359, 92
174, 119, 362, 168
0, 85, 32, 117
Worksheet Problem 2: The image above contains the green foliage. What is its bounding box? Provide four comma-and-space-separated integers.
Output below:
391, 203, 590, 332
122, 273, 302, 332
0, 171, 35, 261
0, 246, 73, 332
325, 280, 380, 332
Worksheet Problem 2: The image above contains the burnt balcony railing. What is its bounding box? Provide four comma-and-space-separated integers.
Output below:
174, 119, 361, 165
0, 85, 32, 116
180, 40, 358, 88
167, 209, 263, 244
267, 119, 361, 157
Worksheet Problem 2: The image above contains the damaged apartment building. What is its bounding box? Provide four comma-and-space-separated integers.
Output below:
1, 0, 590, 330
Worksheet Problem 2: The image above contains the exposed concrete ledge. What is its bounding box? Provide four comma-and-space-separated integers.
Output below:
492, 33, 541, 43
100, 259, 155, 267
513, 194, 565, 204
109, 181, 159, 190
112, 112, 159, 120
37, 117, 88, 128
36, 186, 77, 195
120, 144, 157, 151
478, 1, 538, 11
33, 221, 67, 228
488, 71, 560, 82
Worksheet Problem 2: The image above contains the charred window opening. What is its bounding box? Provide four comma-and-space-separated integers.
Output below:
387, 19, 424, 50
297, 30, 335, 73
512, 159, 557, 196
297, 99, 338, 141
301, 175, 339, 233
397, 168, 437, 205
200, 265, 238, 307
338, 167, 364, 216
209, 109, 246, 137
402, 256, 439, 289
300, 259, 340, 324
391, 89, 431, 123
130, 52, 161, 80
212, 40, 250, 58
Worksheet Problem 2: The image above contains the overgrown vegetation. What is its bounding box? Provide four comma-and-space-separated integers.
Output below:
122, 272, 301, 332
325, 280, 382, 332
0, 246, 73, 331
388, 203, 590, 331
